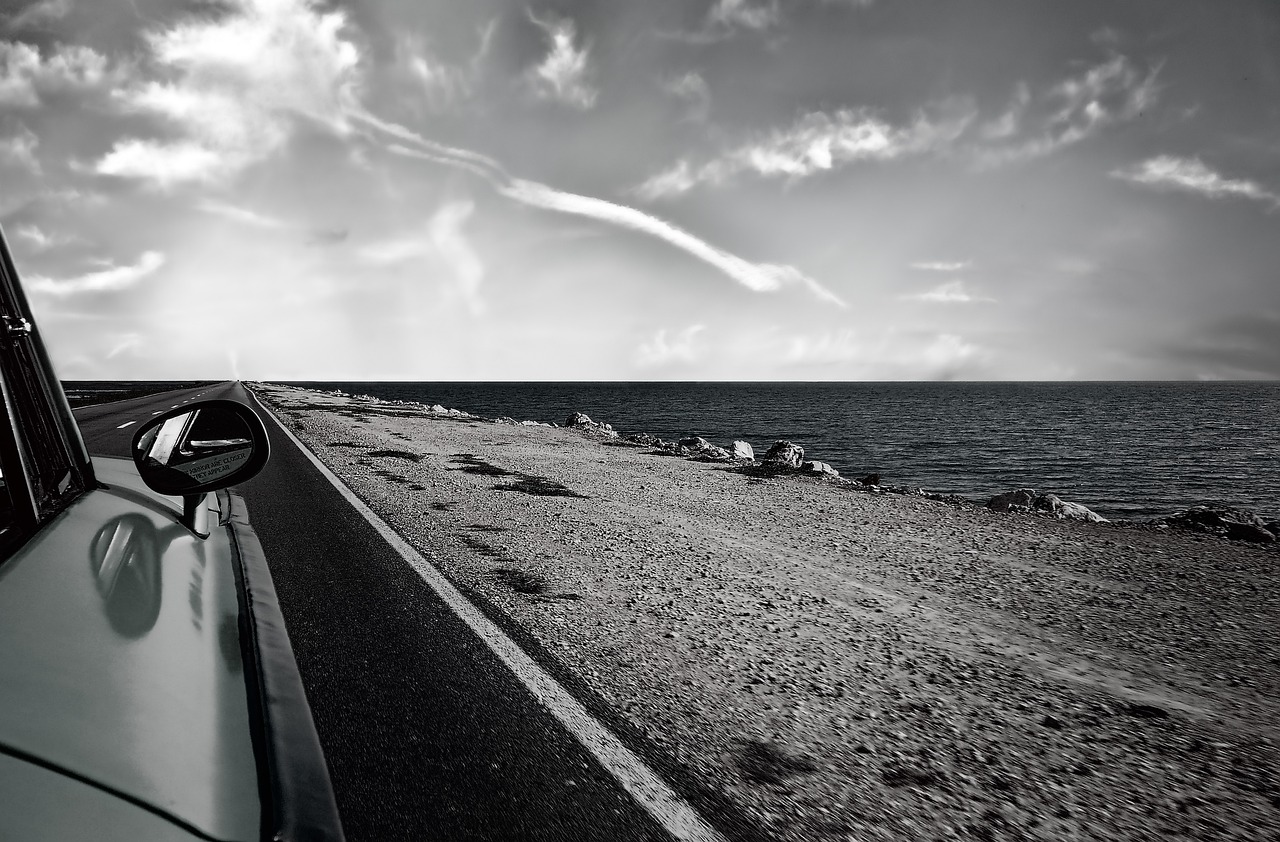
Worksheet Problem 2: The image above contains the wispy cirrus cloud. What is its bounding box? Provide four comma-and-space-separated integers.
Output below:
910, 260, 970, 272
1111, 155, 1280, 209
0, 39, 111, 106
526, 12, 596, 109
196, 199, 287, 229
379, 128, 845, 306
635, 106, 971, 199
902, 279, 993, 304
975, 54, 1159, 166
638, 53, 1158, 200
397, 21, 495, 112
25, 250, 164, 297
635, 325, 705, 367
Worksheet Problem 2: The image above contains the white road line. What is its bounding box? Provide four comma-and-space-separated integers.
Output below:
152, 411, 163, 415
248, 392, 727, 842
116, 421, 136, 429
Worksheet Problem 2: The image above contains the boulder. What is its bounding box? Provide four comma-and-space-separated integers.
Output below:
802, 460, 840, 477
678, 436, 713, 451
700, 445, 732, 462
731, 441, 755, 462
563, 411, 619, 439
860, 473, 881, 486
988, 489, 1107, 523
1032, 493, 1108, 523
627, 433, 660, 447
763, 440, 805, 469
1158, 505, 1276, 543
987, 489, 1037, 512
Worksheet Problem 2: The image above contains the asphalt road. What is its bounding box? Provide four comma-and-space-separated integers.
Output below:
73, 382, 680, 842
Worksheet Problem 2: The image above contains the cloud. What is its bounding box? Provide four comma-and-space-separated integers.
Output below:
397, 22, 494, 111
105, 332, 142, 359
380, 131, 844, 306
25, 250, 164, 297
6, 0, 73, 31
97, 0, 361, 187
0, 125, 39, 172
903, 279, 992, 303
1111, 155, 1280, 208
664, 71, 710, 122
13, 223, 72, 251
196, 198, 286, 228
708, 0, 780, 32
94, 139, 227, 187
976, 55, 1159, 166
502, 178, 845, 305
427, 200, 485, 316
909, 260, 970, 272
0, 40, 110, 106
775, 328, 985, 377
635, 107, 970, 199
526, 12, 596, 109
635, 325, 705, 367
357, 201, 485, 315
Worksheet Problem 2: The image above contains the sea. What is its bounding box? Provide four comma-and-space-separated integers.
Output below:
282, 381, 1280, 522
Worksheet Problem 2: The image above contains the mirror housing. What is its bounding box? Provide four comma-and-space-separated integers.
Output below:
131, 399, 270, 497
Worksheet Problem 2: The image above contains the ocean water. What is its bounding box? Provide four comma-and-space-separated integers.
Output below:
285, 381, 1280, 521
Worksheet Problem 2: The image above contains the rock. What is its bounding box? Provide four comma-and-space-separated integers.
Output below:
987, 489, 1037, 512
563, 411, 618, 439
763, 440, 804, 469
988, 489, 1107, 523
700, 445, 732, 462
860, 473, 880, 486
1033, 493, 1109, 523
678, 436, 713, 451
430, 404, 447, 413
802, 460, 840, 477
731, 441, 755, 462
627, 433, 659, 447
1157, 505, 1276, 543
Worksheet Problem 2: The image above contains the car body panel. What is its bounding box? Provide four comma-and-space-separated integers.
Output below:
0, 456, 260, 840
0, 752, 205, 842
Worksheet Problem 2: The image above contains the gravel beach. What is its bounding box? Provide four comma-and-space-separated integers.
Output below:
249, 383, 1280, 842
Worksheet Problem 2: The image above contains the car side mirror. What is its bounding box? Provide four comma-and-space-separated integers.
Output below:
131, 399, 270, 503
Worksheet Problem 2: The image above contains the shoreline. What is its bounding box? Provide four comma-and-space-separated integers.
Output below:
267, 383, 1280, 544
249, 382, 1279, 841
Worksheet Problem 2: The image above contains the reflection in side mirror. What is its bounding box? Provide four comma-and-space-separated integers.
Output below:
131, 399, 270, 496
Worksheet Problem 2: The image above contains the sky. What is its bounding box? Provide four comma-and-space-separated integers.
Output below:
1, 0, 1278, 381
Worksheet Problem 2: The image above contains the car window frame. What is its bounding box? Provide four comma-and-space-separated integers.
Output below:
0, 225, 95, 558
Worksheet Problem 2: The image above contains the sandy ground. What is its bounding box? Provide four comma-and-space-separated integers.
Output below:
250, 383, 1280, 842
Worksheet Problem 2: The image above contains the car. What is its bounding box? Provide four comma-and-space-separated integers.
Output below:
0, 225, 344, 841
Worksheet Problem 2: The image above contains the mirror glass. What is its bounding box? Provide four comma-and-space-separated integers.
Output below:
134, 405, 256, 494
